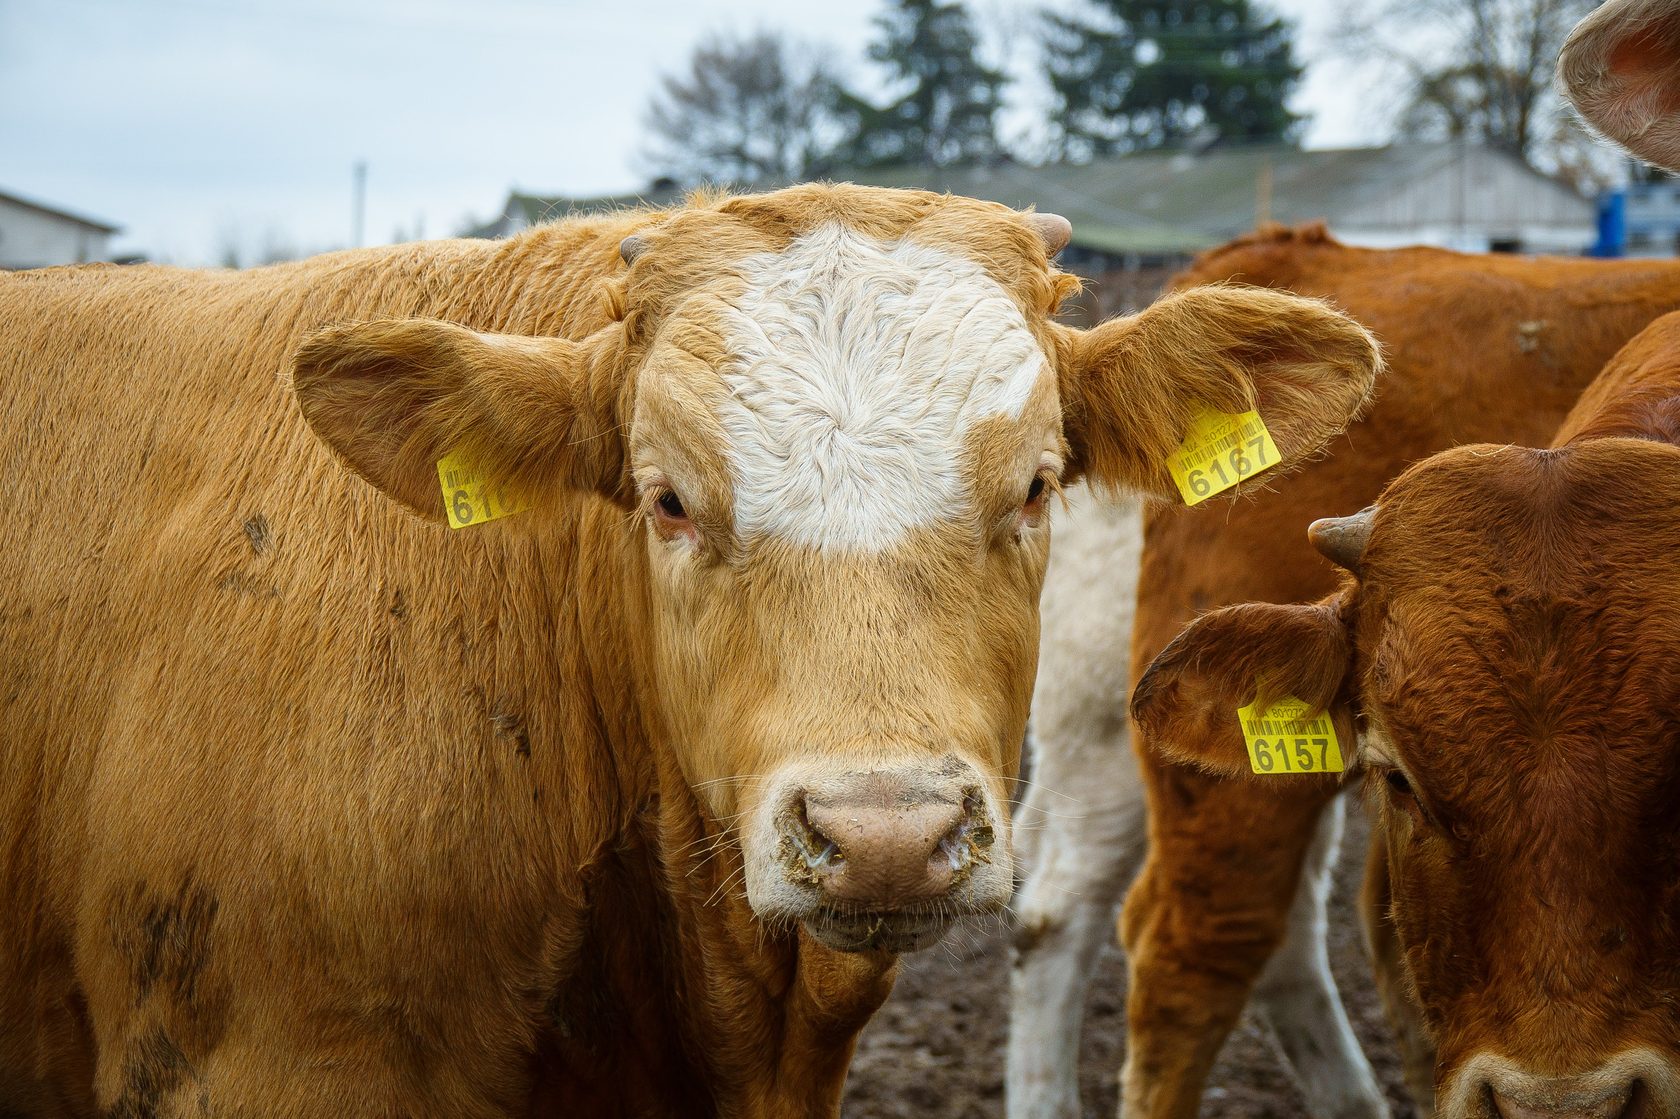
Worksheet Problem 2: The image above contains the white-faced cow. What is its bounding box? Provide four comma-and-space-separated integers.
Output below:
0, 185, 1378, 1117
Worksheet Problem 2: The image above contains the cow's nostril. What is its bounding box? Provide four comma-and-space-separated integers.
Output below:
791, 799, 843, 869
936, 791, 996, 874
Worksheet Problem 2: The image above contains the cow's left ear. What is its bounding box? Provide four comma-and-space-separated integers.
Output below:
1559, 0, 1680, 172
1130, 599, 1355, 778
1056, 285, 1380, 499
292, 319, 627, 523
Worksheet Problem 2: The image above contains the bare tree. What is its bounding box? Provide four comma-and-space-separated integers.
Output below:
212, 222, 310, 269
641, 31, 849, 187
1336, 0, 1597, 170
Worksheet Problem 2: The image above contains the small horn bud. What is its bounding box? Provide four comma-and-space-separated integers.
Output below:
1308, 506, 1376, 574
619, 235, 650, 266
1026, 213, 1072, 254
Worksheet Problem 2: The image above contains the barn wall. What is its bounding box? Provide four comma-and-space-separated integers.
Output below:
0, 198, 114, 269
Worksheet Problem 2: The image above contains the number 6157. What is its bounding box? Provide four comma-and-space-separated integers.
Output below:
1252, 735, 1331, 772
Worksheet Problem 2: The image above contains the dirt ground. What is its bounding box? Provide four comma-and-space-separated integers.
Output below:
843, 801, 1417, 1119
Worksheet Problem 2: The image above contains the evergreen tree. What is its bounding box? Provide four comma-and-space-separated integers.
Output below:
1044, 0, 1303, 159
837, 0, 1009, 168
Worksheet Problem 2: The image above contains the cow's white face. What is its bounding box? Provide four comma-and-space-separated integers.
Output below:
629, 223, 1061, 949
714, 224, 1053, 551
291, 183, 1383, 956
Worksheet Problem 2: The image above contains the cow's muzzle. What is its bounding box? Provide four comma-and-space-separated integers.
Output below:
744, 757, 1012, 952
1443, 1052, 1680, 1119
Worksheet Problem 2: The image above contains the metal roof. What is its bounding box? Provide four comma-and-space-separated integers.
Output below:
0, 187, 120, 233
472, 142, 1590, 255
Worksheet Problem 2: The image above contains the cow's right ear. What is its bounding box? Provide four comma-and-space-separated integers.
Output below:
1056, 285, 1381, 500
1130, 600, 1354, 778
292, 319, 627, 522
1559, 0, 1680, 172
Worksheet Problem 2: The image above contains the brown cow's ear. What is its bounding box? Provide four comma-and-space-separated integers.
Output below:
1130, 600, 1354, 778
1057, 285, 1380, 500
1559, 0, 1680, 172
292, 319, 626, 522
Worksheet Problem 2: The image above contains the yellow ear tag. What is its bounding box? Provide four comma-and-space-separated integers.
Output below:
1167, 409, 1280, 506
436, 449, 529, 529
1238, 695, 1345, 775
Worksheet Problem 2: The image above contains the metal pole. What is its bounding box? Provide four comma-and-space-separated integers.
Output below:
352, 160, 367, 248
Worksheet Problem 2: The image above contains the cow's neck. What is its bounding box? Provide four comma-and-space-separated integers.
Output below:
645, 754, 899, 1115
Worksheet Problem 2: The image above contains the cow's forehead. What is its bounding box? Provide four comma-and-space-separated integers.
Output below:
1367, 442, 1680, 592
1360, 444, 1680, 785
701, 223, 1054, 554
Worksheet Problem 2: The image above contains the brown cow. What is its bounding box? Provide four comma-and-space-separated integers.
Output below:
1113, 13, 1680, 1119
1133, 306, 1680, 1119
0, 184, 1379, 1117
1016, 226, 1680, 1119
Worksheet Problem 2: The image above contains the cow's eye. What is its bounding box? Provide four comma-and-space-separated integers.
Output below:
649, 487, 697, 546
1385, 768, 1413, 798
1017, 470, 1053, 533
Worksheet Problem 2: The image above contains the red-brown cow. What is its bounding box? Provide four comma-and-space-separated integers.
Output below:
1010, 224, 1680, 1119
1121, 11, 1680, 1119
1134, 304, 1680, 1119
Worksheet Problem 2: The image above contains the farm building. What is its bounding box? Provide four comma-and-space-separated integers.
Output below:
468, 142, 1596, 316
0, 188, 120, 270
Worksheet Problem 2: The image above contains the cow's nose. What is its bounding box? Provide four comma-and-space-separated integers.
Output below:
796, 785, 988, 909
1489, 1082, 1639, 1119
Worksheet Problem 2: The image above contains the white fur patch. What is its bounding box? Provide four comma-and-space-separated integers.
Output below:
716, 223, 1048, 552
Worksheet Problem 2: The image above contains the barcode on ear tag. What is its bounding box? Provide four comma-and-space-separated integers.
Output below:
436, 449, 529, 529
1238, 695, 1345, 775
1167, 409, 1280, 506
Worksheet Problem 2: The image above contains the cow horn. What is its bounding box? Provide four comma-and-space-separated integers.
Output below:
1026, 213, 1072, 254
1308, 506, 1376, 574
619, 235, 650, 266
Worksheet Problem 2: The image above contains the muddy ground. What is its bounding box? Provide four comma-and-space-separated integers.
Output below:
843, 803, 1417, 1119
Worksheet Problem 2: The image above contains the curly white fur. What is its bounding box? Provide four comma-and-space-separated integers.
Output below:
717, 223, 1048, 552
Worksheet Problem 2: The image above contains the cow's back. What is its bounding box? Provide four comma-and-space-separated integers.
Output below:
0, 232, 656, 1113
1134, 226, 1680, 667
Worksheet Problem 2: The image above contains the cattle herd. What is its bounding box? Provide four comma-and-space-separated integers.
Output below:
1, 1, 1678, 1117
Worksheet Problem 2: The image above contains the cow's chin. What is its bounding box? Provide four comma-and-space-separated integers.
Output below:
799, 907, 959, 954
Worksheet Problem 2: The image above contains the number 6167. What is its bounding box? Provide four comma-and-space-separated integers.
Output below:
1187, 437, 1270, 497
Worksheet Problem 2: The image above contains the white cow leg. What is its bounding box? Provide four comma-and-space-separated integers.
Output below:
1007, 487, 1145, 1119
1251, 793, 1391, 1119
1007, 722, 1147, 1119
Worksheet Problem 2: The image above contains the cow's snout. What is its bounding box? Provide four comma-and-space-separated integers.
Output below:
742, 758, 1013, 953
1448, 1054, 1680, 1119
794, 784, 988, 909
1488, 1082, 1636, 1119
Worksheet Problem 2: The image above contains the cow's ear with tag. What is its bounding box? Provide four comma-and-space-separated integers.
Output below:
1055, 285, 1380, 500
292, 319, 628, 523
1559, 0, 1680, 172
1130, 599, 1355, 777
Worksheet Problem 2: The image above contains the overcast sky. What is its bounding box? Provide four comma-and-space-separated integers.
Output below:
2, 0, 1384, 265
